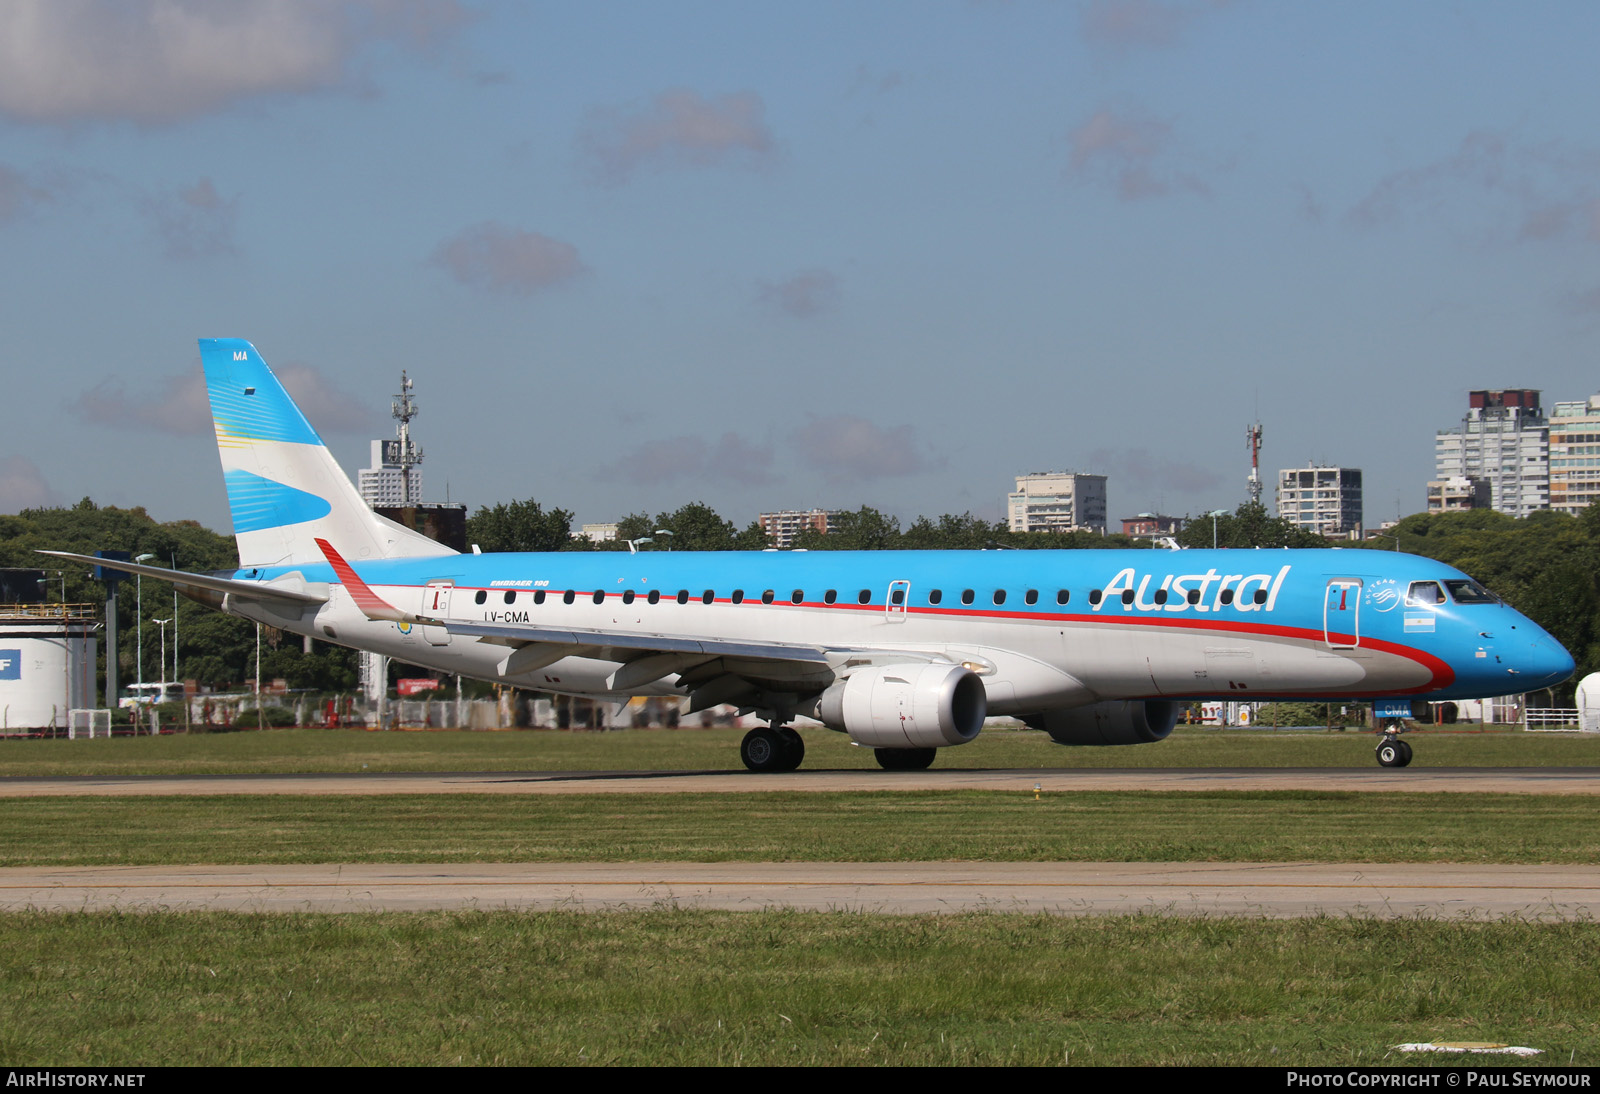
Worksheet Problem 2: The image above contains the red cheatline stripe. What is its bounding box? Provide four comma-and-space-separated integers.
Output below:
314, 538, 403, 617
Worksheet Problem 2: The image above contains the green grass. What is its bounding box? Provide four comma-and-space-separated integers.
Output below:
3, 790, 1598, 866
1, 910, 1594, 1066
2, 724, 1597, 776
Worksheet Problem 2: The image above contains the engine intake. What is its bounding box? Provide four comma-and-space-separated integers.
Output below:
815, 663, 986, 749
1026, 700, 1179, 746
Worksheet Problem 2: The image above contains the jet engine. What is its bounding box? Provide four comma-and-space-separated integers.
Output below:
814, 663, 987, 749
1025, 700, 1179, 746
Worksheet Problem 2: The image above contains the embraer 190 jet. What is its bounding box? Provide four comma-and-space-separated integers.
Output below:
46, 339, 1575, 772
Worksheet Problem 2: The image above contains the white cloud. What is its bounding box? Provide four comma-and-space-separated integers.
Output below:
758, 270, 839, 318
71, 362, 369, 435
0, 0, 470, 124
792, 415, 940, 483
430, 222, 586, 296
143, 178, 238, 260
600, 433, 777, 488
0, 456, 58, 512
1068, 106, 1208, 201
579, 88, 774, 184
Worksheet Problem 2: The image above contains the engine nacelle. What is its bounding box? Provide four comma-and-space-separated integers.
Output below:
1026, 700, 1179, 746
814, 663, 987, 749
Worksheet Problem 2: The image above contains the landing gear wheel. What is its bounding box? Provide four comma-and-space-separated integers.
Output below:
1376, 736, 1407, 768
777, 727, 805, 771
741, 727, 786, 773
874, 747, 937, 771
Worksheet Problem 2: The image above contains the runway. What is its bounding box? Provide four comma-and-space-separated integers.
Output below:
2, 861, 1595, 919
0, 766, 1596, 796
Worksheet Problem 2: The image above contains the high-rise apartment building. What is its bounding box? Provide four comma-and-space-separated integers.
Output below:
1548, 394, 1600, 516
1425, 477, 1492, 513
1277, 466, 1363, 537
758, 509, 839, 549
1434, 389, 1548, 518
358, 439, 424, 508
1006, 472, 1107, 534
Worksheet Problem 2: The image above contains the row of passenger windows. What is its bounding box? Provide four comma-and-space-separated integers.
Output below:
471, 587, 1083, 607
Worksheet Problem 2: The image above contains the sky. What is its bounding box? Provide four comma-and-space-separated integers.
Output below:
2, 0, 1598, 536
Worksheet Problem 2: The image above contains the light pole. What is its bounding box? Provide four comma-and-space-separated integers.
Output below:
1208, 510, 1228, 550
134, 553, 155, 725
625, 537, 653, 554
153, 618, 170, 690
654, 529, 675, 551
1368, 532, 1402, 551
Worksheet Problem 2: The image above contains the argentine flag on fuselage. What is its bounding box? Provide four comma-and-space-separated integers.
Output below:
199, 338, 453, 568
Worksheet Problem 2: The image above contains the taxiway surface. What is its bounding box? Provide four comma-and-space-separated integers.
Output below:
2, 862, 1594, 919
1, 766, 1596, 797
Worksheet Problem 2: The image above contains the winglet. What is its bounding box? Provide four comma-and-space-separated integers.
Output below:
315, 538, 412, 623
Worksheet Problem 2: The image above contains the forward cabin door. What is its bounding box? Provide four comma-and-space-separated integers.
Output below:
1323, 578, 1361, 650
421, 580, 454, 646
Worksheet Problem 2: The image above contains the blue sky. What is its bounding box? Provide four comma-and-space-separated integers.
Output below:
2, 1, 1597, 534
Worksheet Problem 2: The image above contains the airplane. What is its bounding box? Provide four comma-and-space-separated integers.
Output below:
44, 338, 1576, 772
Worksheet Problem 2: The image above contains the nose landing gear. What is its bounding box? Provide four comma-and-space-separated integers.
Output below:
1375, 730, 1413, 768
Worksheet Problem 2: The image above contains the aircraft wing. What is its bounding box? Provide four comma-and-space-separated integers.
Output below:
441, 619, 833, 664
37, 549, 327, 607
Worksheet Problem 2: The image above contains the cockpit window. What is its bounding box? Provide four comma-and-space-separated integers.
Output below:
1444, 579, 1498, 604
1405, 581, 1444, 607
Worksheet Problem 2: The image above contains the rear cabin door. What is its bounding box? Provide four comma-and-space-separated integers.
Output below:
421, 580, 454, 646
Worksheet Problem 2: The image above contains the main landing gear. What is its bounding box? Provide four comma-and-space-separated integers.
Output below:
740, 725, 806, 773
1375, 730, 1413, 768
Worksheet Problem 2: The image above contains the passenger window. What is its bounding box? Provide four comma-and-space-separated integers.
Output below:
761, 590, 775, 604
676, 590, 689, 605
474, 590, 487, 605
622, 590, 635, 604
929, 589, 942, 605
1120, 589, 1135, 605
891, 588, 905, 605
824, 589, 837, 604
1406, 581, 1444, 606
1089, 589, 1102, 605
1219, 589, 1235, 605
534, 590, 546, 605
1153, 588, 1168, 605
563, 590, 575, 605
1057, 590, 1070, 605
961, 589, 974, 605
1186, 589, 1200, 605
1253, 588, 1268, 605
504, 591, 516, 605
1025, 589, 1038, 605
791, 590, 804, 605
702, 590, 714, 605
732, 589, 744, 604
593, 590, 605, 604
646, 590, 659, 605
993, 590, 1006, 605
858, 590, 871, 605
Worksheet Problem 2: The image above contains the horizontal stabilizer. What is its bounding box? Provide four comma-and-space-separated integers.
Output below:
314, 538, 413, 623
37, 550, 327, 607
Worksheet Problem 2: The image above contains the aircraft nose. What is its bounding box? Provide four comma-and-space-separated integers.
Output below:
1521, 632, 1576, 690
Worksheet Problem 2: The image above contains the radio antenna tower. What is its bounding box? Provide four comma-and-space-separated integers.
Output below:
391, 371, 423, 507
1246, 421, 1264, 506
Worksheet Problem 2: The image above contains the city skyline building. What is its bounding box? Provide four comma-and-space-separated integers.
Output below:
1434, 389, 1548, 519
1548, 394, 1600, 516
1426, 476, 1493, 513
1277, 465, 1364, 537
758, 509, 840, 549
1006, 472, 1107, 535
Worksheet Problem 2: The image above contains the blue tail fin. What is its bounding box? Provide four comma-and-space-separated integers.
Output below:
200, 338, 454, 567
